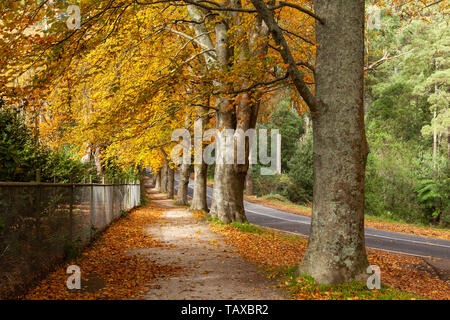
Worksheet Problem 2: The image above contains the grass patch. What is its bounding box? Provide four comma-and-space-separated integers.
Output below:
206, 217, 268, 235
260, 194, 311, 211
171, 198, 190, 208
230, 222, 267, 234
205, 216, 224, 225
247, 194, 311, 213
276, 266, 423, 300
207, 216, 301, 242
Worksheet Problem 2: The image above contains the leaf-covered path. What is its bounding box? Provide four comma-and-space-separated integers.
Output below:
137, 189, 285, 300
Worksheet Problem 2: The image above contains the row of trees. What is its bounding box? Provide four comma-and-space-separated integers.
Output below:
1, 0, 446, 284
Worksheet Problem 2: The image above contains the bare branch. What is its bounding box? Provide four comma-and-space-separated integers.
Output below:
365, 49, 413, 72
219, 73, 289, 95
279, 26, 314, 45
164, 27, 215, 53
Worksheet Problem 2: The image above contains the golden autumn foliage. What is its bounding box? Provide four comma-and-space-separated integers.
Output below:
1, 1, 445, 169
1, 1, 317, 171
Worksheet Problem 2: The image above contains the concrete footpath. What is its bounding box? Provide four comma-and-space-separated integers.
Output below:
135, 189, 286, 300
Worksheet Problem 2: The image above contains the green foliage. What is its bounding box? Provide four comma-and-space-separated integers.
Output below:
364, 129, 421, 222
260, 102, 305, 172
363, 6, 449, 226
0, 101, 138, 184
63, 238, 82, 260
261, 193, 290, 203
40, 148, 97, 183
230, 222, 266, 234
287, 129, 313, 203
250, 99, 312, 205
416, 174, 450, 225
0, 102, 97, 183
205, 216, 225, 225
0, 103, 39, 181
251, 126, 313, 205
120, 209, 130, 217
102, 160, 139, 184
280, 269, 423, 300
253, 173, 291, 199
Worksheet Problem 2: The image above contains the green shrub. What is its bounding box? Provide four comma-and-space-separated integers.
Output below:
261, 193, 290, 202
286, 130, 313, 204
230, 222, 265, 234
416, 174, 450, 226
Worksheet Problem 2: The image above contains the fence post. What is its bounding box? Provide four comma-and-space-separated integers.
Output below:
34, 185, 42, 250
103, 185, 106, 227
90, 184, 94, 238
111, 185, 115, 219
128, 185, 131, 209
136, 184, 139, 207
69, 184, 74, 243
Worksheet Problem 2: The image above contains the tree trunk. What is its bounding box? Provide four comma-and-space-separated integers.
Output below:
209, 94, 257, 223
176, 163, 190, 205
151, 173, 156, 187
433, 110, 437, 170
191, 163, 209, 211
245, 165, 254, 196
297, 0, 369, 284
190, 2, 263, 223
433, 63, 439, 170
138, 169, 147, 205
447, 126, 449, 159
154, 170, 161, 191
160, 163, 168, 193
209, 103, 248, 223
209, 163, 247, 223
208, 18, 248, 223
190, 103, 210, 212
93, 147, 103, 178
167, 166, 175, 199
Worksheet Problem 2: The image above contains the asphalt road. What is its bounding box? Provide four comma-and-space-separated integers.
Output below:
177, 177, 450, 260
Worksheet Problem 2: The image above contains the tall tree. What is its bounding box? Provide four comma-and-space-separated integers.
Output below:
251, 0, 369, 283
190, 105, 210, 212
176, 163, 191, 205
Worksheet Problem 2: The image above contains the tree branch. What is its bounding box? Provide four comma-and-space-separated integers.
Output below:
135, 0, 325, 25
365, 49, 413, 72
249, 0, 319, 113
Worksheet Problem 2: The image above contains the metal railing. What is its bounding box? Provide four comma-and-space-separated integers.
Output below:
0, 182, 140, 298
